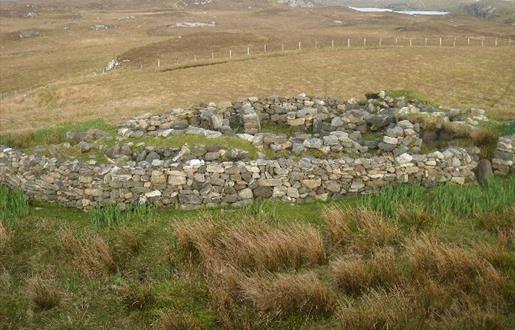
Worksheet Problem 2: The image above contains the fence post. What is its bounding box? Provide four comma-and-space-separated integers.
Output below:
395, 37, 398, 47
264, 44, 267, 53
331, 39, 334, 49
282, 43, 285, 52
379, 38, 382, 47
194, 55, 197, 61
453, 37, 456, 47
363, 37, 366, 48
229, 50, 232, 59
347, 38, 350, 48
298, 41, 302, 50
409, 39, 412, 47
439, 37, 442, 47
211, 51, 214, 60
495, 38, 498, 47
425, 37, 428, 47
467, 37, 470, 46
157, 58, 160, 68
481, 38, 484, 47
247, 47, 250, 56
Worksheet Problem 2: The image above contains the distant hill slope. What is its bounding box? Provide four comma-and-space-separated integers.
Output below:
1, 0, 513, 23
316, 0, 514, 24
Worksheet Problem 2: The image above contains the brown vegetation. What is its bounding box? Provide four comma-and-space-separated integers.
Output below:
158, 309, 202, 330
175, 219, 326, 271
60, 229, 117, 277
324, 206, 399, 253
405, 234, 503, 293
27, 276, 61, 310
241, 272, 336, 320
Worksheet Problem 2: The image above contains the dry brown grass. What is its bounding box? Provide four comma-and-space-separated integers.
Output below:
332, 248, 403, 295
324, 206, 399, 253
0, 222, 8, 247
405, 235, 503, 294
1, 4, 514, 134
337, 288, 410, 330
240, 272, 336, 321
60, 229, 117, 277
115, 228, 143, 256
323, 206, 351, 245
2, 46, 515, 134
397, 206, 436, 232
27, 276, 61, 310
338, 277, 506, 329
331, 255, 371, 295
207, 277, 251, 330
478, 205, 515, 234
175, 219, 326, 272
158, 309, 202, 330
120, 282, 155, 311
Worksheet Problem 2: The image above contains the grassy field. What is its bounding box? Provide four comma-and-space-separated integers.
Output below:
1, 177, 514, 329
1, 4, 515, 134
1, 3, 515, 329
1, 46, 514, 134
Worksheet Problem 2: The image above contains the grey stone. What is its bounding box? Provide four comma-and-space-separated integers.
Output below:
476, 159, 493, 186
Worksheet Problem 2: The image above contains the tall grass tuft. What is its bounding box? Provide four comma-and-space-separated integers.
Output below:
27, 277, 61, 310
405, 234, 502, 295
60, 229, 117, 277
90, 203, 153, 228
241, 272, 336, 321
158, 309, 202, 330
175, 219, 326, 272
0, 185, 29, 222
324, 206, 399, 253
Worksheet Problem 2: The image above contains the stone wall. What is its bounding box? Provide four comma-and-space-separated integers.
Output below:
2, 92, 512, 211
493, 134, 514, 175
1, 145, 477, 210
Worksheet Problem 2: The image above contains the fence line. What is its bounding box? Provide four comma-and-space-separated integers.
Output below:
0, 36, 512, 100
136, 35, 513, 72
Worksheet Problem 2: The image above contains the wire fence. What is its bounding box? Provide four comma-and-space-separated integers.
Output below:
145, 35, 513, 70
1, 35, 512, 99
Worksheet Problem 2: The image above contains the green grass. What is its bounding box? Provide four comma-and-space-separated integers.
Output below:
492, 121, 515, 136
260, 122, 295, 136
91, 203, 154, 228
359, 176, 515, 221
361, 132, 383, 142
0, 185, 29, 223
1, 177, 514, 329
128, 134, 259, 159
0, 119, 116, 149
387, 89, 439, 107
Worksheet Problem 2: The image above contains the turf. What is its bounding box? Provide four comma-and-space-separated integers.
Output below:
1, 176, 514, 329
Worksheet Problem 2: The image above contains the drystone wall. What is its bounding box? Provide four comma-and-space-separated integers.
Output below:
1, 145, 476, 210
493, 134, 514, 175
1, 91, 513, 210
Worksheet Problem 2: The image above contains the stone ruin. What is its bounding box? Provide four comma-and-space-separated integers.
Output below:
1, 92, 513, 210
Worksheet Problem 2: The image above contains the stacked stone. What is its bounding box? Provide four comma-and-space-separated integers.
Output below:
492, 135, 514, 175
1, 145, 477, 211
377, 120, 422, 155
